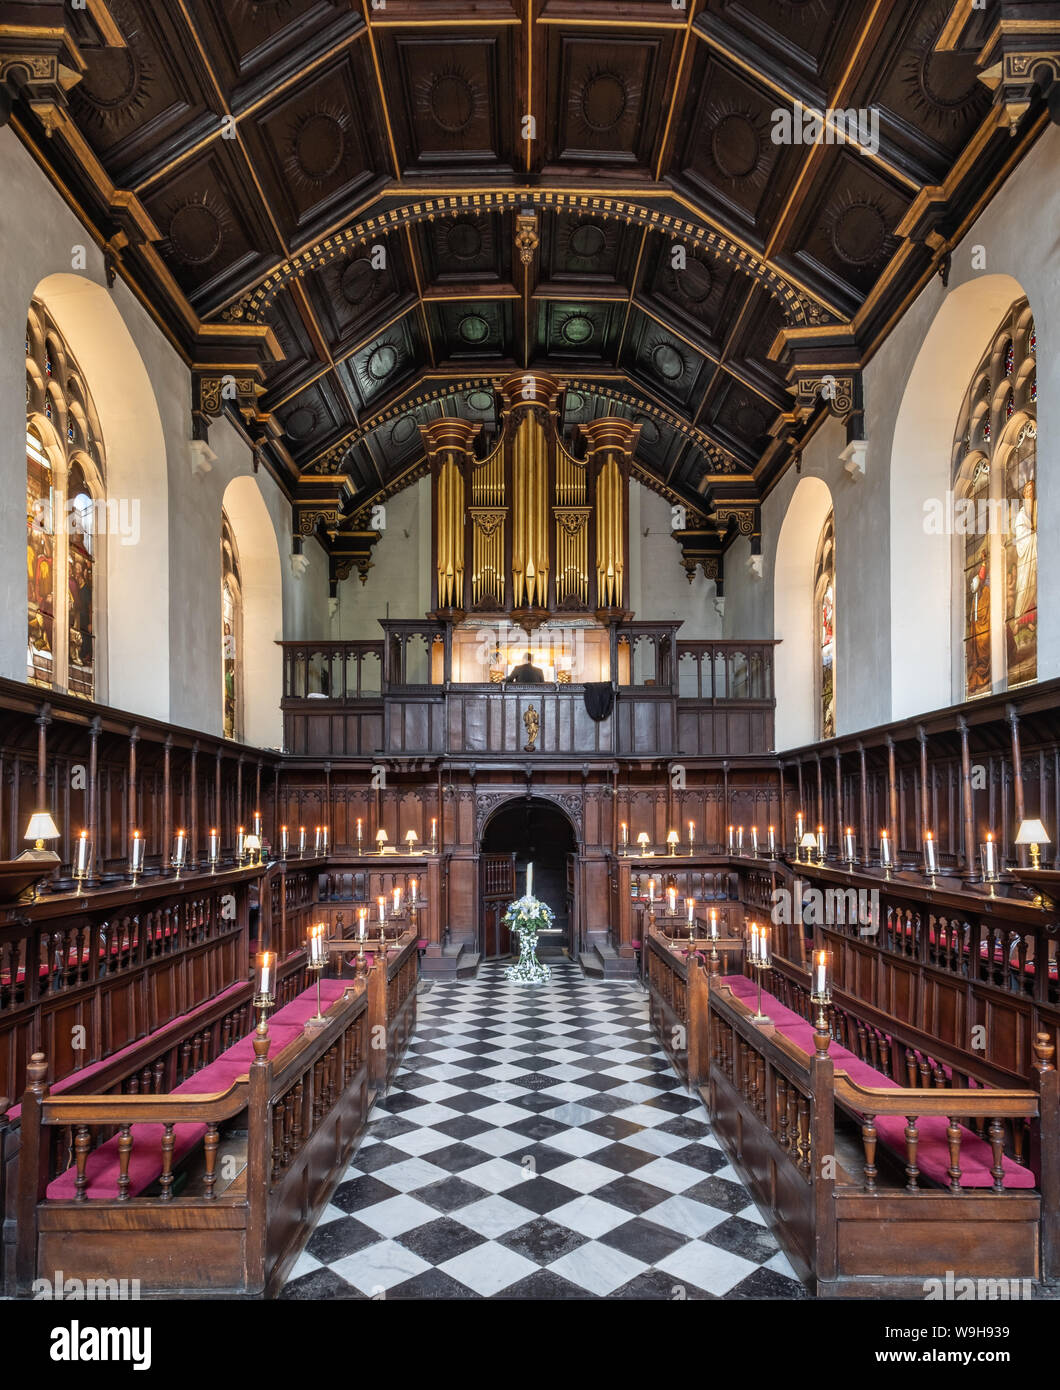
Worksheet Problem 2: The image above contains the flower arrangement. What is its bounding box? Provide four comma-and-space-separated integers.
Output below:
503, 894, 553, 984
502, 893, 555, 939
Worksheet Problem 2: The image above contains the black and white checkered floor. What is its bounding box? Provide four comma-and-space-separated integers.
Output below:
280, 962, 808, 1300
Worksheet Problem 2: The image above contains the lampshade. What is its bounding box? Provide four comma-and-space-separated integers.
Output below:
666, 829, 679, 844
244, 834, 262, 851
405, 830, 418, 844
25, 812, 60, 843
1016, 819, 1051, 845
636, 832, 650, 846
376, 829, 388, 843
800, 833, 819, 849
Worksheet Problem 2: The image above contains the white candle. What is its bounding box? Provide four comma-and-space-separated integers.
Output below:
814, 950, 828, 995
767, 825, 776, 857
737, 826, 744, 856
130, 830, 145, 875
621, 822, 628, 847
924, 832, 938, 875
258, 951, 273, 996
280, 825, 289, 858
252, 811, 262, 838
173, 829, 187, 868
667, 886, 676, 915
750, 826, 759, 857
358, 908, 367, 940
982, 834, 997, 879
298, 826, 307, 856
75, 830, 90, 877
816, 826, 826, 861
378, 895, 386, 923
431, 817, 438, 849
750, 923, 759, 962
410, 877, 418, 905
208, 828, 220, 865
526, 861, 533, 897
314, 825, 323, 856
356, 818, 363, 851
843, 827, 856, 863
795, 812, 805, 846
727, 825, 735, 853
686, 897, 694, 925
648, 878, 655, 904
880, 829, 893, 868
393, 886, 401, 913
688, 820, 695, 849
236, 826, 245, 861
709, 907, 718, 940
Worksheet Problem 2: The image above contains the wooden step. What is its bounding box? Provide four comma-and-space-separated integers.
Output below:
456, 951, 480, 979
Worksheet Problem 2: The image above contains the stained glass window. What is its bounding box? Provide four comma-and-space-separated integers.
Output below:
952, 298, 1037, 697
25, 301, 105, 699
814, 511, 835, 739
221, 513, 243, 740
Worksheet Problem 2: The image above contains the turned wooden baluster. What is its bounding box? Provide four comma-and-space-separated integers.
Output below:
181, 1039, 192, 1082
117, 1125, 132, 1200
153, 1060, 165, 1093
291, 1081, 304, 1153
787, 1085, 799, 1161
271, 1108, 283, 1180
905, 1050, 917, 1087
988, 1118, 1006, 1192
755, 1055, 766, 1119
73, 1125, 91, 1200
918, 1057, 931, 1087
202, 1124, 219, 1199
862, 1115, 878, 1192
159, 1124, 175, 1201
946, 1117, 963, 1192
904, 1117, 920, 1191
776, 1077, 789, 1148
797, 1096, 811, 1175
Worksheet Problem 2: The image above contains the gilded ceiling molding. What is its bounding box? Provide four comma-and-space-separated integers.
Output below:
222, 191, 837, 330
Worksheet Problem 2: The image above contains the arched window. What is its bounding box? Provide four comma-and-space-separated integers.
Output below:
221, 512, 243, 740
952, 299, 1037, 697
25, 301, 105, 698
814, 510, 835, 739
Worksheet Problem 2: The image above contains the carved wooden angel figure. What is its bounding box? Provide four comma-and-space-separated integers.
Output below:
523, 704, 539, 752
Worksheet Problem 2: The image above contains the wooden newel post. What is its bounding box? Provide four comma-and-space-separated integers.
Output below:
809, 1032, 837, 1283
246, 1029, 272, 1297
367, 955, 388, 1093
687, 955, 710, 1089
15, 1051, 50, 1289
1032, 1031, 1060, 1282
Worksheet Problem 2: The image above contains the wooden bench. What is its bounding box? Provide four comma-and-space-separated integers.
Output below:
15, 975, 371, 1297
704, 971, 1059, 1297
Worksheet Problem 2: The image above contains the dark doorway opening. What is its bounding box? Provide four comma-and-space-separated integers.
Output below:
479, 799, 577, 959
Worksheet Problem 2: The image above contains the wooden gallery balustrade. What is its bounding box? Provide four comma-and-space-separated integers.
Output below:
279, 632, 777, 760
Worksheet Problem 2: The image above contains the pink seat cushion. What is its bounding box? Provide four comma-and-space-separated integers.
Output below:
43, 976, 350, 1200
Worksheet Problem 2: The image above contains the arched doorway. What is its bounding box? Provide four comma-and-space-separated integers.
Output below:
479, 799, 577, 960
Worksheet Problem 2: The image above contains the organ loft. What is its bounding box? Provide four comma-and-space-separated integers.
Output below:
1, 0, 1060, 1344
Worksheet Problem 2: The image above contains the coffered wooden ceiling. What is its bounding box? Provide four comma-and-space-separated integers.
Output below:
3, 0, 1057, 562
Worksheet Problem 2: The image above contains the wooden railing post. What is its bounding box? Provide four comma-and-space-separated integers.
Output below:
15, 1052, 49, 1291
810, 1023, 837, 1285
1033, 1032, 1060, 1282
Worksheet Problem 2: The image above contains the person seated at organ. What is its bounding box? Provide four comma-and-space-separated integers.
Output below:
506, 651, 545, 683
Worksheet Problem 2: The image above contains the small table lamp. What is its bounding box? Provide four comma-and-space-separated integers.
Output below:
800, 831, 819, 865
376, 828, 388, 855
636, 832, 651, 855
405, 830, 419, 853
244, 833, 262, 867
666, 829, 679, 857
25, 811, 60, 856
1016, 818, 1051, 869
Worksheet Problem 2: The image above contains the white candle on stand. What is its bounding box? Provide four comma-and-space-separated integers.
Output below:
709, 907, 718, 940
648, 878, 655, 904
378, 895, 386, 923
358, 908, 367, 940
526, 861, 533, 897
667, 886, 676, 915
75, 830, 90, 877
393, 885, 401, 914
767, 825, 776, 857
686, 897, 694, 925
130, 829, 145, 876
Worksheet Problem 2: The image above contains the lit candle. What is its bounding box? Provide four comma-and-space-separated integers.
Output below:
760, 925, 770, 963
814, 949, 828, 996
686, 896, 694, 925
314, 825, 323, 856
130, 829, 145, 876
737, 826, 744, 856
667, 885, 676, 916
750, 826, 759, 857
924, 831, 938, 876
728, 825, 735, 853
795, 811, 805, 846
816, 825, 826, 862
309, 924, 327, 966
880, 828, 893, 868
358, 908, 367, 940
621, 822, 628, 848
410, 877, 418, 905
709, 907, 719, 940
750, 922, 760, 962
322, 826, 329, 853
252, 810, 262, 838
236, 825, 246, 861
843, 826, 856, 864
279, 825, 289, 858
356, 818, 363, 852
767, 825, 776, 857
208, 827, 220, 865
982, 833, 998, 880
649, 877, 655, 904
298, 826, 307, 857
258, 950, 274, 996
430, 817, 438, 850
393, 885, 401, 914
74, 829, 90, 878
688, 820, 695, 850
378, 894, 386, 923
173, 829, 187, 869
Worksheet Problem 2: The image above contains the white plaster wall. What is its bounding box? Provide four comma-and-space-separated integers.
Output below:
630, 483, 720, 636
723, 123, 1060, 746
330, 479, 428, 638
